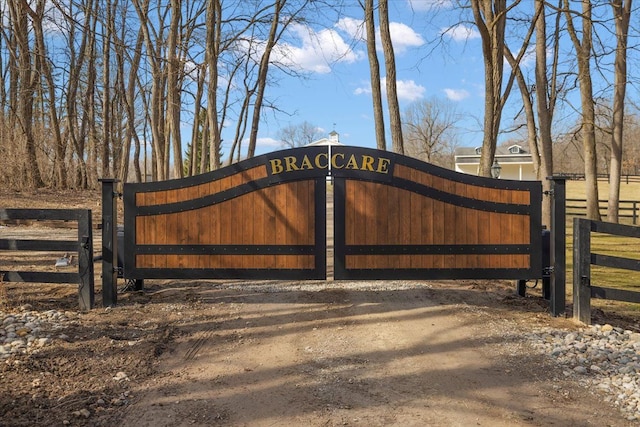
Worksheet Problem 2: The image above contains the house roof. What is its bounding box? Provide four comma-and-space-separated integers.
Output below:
307, 130, 343, 146
454, 144, 532, 164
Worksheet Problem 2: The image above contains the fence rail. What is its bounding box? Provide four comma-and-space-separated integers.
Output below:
558, 173, 640, 183
0, 209, 94, 310
573, 218, 640, 324
566, 199, 639, 225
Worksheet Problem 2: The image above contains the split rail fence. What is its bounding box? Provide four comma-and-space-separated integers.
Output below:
573, 218, 640, 324
0, 209, 95, 310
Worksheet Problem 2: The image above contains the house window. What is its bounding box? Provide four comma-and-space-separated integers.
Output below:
509, 145, 523, 154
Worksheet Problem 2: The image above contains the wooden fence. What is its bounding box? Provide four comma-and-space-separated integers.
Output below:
573, 218, 640, 324
0, 209, 94, 310
558, 174, 640, 183
566, 199, 639, 225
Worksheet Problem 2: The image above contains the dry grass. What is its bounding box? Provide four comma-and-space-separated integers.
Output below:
563, 179, 640, 319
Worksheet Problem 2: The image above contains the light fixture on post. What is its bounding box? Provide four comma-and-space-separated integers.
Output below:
490, 159, 502, 179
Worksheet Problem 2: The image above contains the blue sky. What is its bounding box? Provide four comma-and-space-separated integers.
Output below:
222, 0, 490, 157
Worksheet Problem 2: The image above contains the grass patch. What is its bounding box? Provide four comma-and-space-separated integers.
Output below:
561, 181, 640, 319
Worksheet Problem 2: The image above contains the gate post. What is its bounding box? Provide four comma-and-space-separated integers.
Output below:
548, 176, 566, 317
573, 218, 592, 324
100, 178, 119, 307
77, 209, 95, 311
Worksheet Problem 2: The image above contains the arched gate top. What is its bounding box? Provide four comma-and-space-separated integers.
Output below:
126, 145, 538, 193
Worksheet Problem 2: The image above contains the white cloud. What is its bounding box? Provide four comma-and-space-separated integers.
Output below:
256, 137, 281, 148
354, 86, 372, 96
355, 78, 425, 103
335, 17, 365, 41
335, 17, 423, 55
272, 23, 364, 74
386, 22, 424, 54
393, 79, 426, 102
443, 88, 470, 101
440, 24, 480, 42
407, 0, 455, 11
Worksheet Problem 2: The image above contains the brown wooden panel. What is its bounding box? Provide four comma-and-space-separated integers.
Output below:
375, 183, 389, 268
386, 179, 400, 269
345, 254, 530, 270
135, 166, 268, 207
341, 176, 533, 272
137, 255, 314, 269
135, 184, 316, 246
274, 182, 287, 268
453, 181, 466, 268
393, 164, 530, 205
263, 185, 277, 269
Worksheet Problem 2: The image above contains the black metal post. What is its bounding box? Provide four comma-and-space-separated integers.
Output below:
573, 217, 592, 324
76, 209, 94, 310
100, 178, 119, 307
548, 176, 566, 316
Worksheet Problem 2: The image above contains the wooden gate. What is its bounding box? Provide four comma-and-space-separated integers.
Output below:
122, 146, 542, 282
331, 147, 542, 280
123, 147, 327, 280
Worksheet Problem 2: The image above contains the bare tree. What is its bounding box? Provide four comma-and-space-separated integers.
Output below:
470, 0, 519, 177
502, 0, 559, 226
8, 0, 44, 188
26, 0, 66, 187
205, 0, 222, 170
277, 121, 322, 148
534, 0, 561, 227
402, 97, 459, 165
378, 0, 403, 154
117, 24, 145, 183
166, 0, 184, 179
364, 0, 386, 151
563, 0, 600, 220
607, 0, 632, 223
133, 0, 168, 180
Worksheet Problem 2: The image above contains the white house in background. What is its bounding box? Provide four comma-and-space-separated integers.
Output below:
307, 130, 343, 146
454, 144, 536, 180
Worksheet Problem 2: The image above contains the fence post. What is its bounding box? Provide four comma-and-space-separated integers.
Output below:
100, 178, 119, 307
76, 209, 94, 311
573, 218, 592, 324
548, 176, 566, 317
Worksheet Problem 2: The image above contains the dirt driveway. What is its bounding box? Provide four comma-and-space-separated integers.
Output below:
1, 277, 637, 427
109, 279, 632, 427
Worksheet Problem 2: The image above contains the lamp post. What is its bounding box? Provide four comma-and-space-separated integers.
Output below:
490, 159, 502, 179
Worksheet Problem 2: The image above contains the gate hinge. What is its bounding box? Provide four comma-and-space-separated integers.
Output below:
580, 275, 590, 287
543, 266, 554, 275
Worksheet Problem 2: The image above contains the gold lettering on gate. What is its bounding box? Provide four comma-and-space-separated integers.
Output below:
268, 151, 393, 177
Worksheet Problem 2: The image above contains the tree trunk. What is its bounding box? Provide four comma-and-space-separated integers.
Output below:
206, 0, 222, 170
9, 0, 44, 188
247, 0, 284, 158
29, 0, 66, 187
118, 29, 144, 183
102, 0, 113, 178
365, 0, 386, 151
607, 0, 631, 223
534, 0, 558, 228
470, 0, 510, 177
378, 0, 403, 154
166, 0, 183, 179
564, 0, 600, 220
